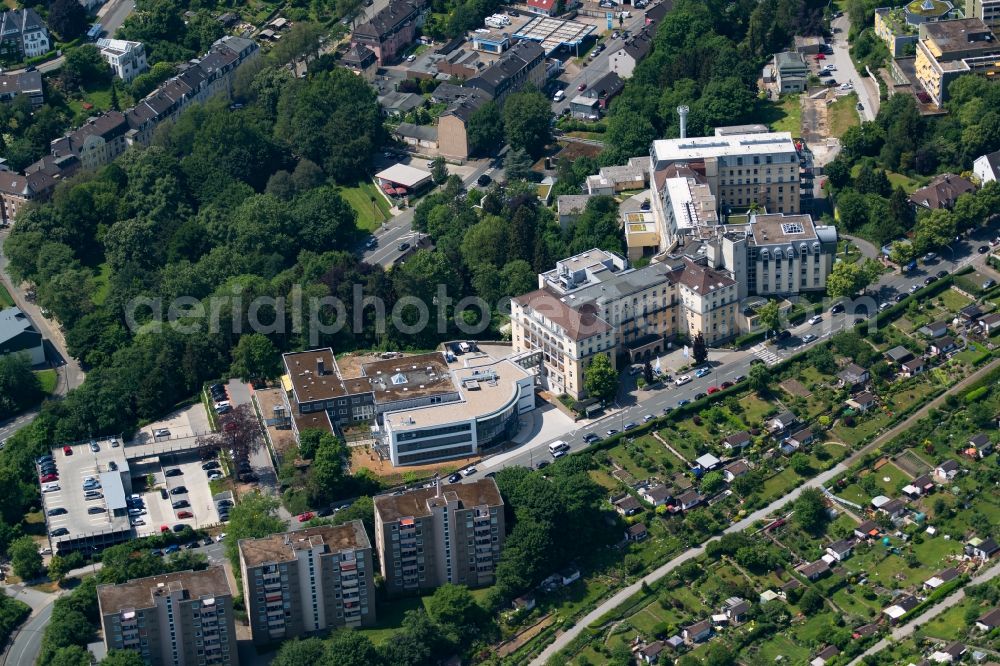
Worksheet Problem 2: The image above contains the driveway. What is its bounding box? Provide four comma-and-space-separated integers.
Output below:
831, 14, 879, 121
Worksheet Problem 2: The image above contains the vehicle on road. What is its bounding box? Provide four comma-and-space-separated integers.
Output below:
583, 433, 600, 443
979, 245, 990, 254
909, 283, 921, 293
808, 315, 822, 325
677, 399, 691, 407
923, 252, 937, 262
552, 90, 565, 102
831, 303, 845, 314
925, 275, 938, 285
477, 173, 492, 187
578, 83, 587, 91
462, 466, 478, 476
40, 473, 58, 483
398, 242, 410, 252
365, 237, 377, 249
164, 545, 181, 554
856, 102, 864, 110
936, 270, 948, 279
802, 333, 817, 343
87, 506, 105, 514
606, 428, 618, 436
694, 367, 710, 378
776, 330, 791, 341
879, 302, 891, 311
643, 414, 654, 422
447, 473, 461, 483
721, 380, 734, 388
675, 374, 691, 386
624, 422, 637, 431
895, 293, 906, 302
734, 375, 746, 383
548, 440, 570, 456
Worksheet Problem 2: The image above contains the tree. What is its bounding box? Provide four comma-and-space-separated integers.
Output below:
757, 299, 781, 333
47, 0, 87, 40
504, 147, 533, 182
198, 404, 265, 472
101, 650, 148, 666
426, 584, 483, 642
466, 101, 504, 156
61, 46, 112, 92
584, 354, 618, 403
48, 645, 92, 666
272, 638, 326, 666
9, 536, 44, 580
643, 360, 654, 385
430, 157, 448, 185
748, 363, 770, 394
48, 552, 84, 583
701, 471, 725, 495
794, 488, 829, 535
323, 631, 384, 666
692, 332, 708, 365
503, 90, 553, 159
224, 493, 286, 573
230, 333, 282, 383
798, 587, 825, 615
789, 453, 813, 476
0, 353, 43, 420
826, 261, 864, 299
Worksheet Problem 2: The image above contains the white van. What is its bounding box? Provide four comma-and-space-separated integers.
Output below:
553, 90, 565, 102
548, 440, 569, 456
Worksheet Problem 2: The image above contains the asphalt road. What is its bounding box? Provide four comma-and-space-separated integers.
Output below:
98, 0, 136, 36
551, 10, 652, 116
845, 558, 1000, 666
360, 158, 500, 267
831, 14, 879, 122
0, 229, 86, 441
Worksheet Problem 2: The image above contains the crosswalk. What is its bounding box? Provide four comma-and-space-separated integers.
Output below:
751, 343, 782, 366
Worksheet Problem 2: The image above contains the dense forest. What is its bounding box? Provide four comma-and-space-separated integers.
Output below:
601, 0, 827, 164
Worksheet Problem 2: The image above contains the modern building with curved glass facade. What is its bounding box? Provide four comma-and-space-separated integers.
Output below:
378, 355, 535, 466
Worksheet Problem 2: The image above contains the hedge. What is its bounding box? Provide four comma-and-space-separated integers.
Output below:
964, 386, 989, 403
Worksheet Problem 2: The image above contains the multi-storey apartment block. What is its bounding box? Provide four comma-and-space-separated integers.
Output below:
913, 18, 1000, 107
374, 478, 505, 596
239, 521, 376, 644
97, 568, 238, 666
0, 9, 49, 61
650, 129, 801, 213
351, 0, 427, 64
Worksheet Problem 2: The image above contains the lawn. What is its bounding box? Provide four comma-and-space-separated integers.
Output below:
341, 182, 392, 231
0, 282, 12, 308
768, 95, 803, 135
92, 262, 111, 306
938, 289, 972, 313
35, 369, 57, 395
357, 596, 424, 644
869, 461, 912, 495
747, 634, 812, 665
828, 92, 860, 137
920, 600, 970, 641
912, 534, 961, 568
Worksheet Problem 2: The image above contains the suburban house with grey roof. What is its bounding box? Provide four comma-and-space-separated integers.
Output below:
0, 306, 44, 365
0, 9, 49, 61
774, 51, 809, 92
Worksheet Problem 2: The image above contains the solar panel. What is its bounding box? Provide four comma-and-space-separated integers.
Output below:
781, 222, 804, 234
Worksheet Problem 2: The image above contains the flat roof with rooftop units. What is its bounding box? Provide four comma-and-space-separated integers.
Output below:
651, 131, 798, 164
238, 522, 371, 568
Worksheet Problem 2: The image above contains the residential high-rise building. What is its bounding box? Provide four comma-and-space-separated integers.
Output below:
238, 521, 376, 644
97, 567, 238, 666
374, 478, 505, 595
913, 18, 1000, 107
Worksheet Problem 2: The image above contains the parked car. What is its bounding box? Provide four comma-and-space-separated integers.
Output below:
153, 428, 170, 438
447, 473, 462, 483
583, 433, 600, 443
721, 381, 733, 389
47, 507, 66, 516
40, 473, 58, 483
217, 499, 234, 508
50, 528, 69, 537
160, 488, 169, 499
802, 333, 817, 343
202, 461, 220, 471
170, 486, 188, 495
63, 446, 72, 455
90, 441, 100, 452
979, 245, 990, 254
164, 544, 181, 553
809, 315, 822, 325
87, 506, 106, 514
477, 174, 492, 187
398, 242, 411, 252
674, 374, 691, 386
707, 386, 719, 394
298, 512, 315, 522
936, 270, 948, 279
694, 392, 707, 400
831, 303, 845, 314
694, 367, 710, 378
176, 511, 193, 519
172, 500, 190, 509
165, 468, 182, 477
623, 422, 637, 431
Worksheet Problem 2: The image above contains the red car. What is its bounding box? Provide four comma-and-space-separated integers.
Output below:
63, 446, 72, 455
814, 53, 825, 59
40, 473, 58, 483
177, 511, 193, 519
707, 386, 719, 394
298, 512, 314, 523
160, 525, 169, 532
578, 83, 587, 91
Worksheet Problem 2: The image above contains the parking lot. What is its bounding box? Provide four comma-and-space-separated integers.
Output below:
39, 437, 132, 553
132, 450, 225, 536
135, 403, 212, 445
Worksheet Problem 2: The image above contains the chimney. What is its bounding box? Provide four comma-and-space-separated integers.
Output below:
317, 357, 325, 375
677, 105, 689, 139
435, 473, 441, 497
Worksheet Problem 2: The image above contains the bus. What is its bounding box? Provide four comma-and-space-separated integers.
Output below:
86, 23, 103, 41
548, 440, 569, 457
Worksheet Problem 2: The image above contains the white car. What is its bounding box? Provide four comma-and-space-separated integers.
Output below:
809, 315, 822, 325
839, 82, 852, 90
675, 374, 691, 386
216, 533, 226, 542
462, 467, 478, 476
643, 414, 654, 422
131, 518, 146, 527
42, 483, 60, 493
802, 333, 817, 343
406, 54, 416, 62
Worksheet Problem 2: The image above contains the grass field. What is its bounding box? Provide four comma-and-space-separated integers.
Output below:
92, 263, 111, 306
341, 182, 392, 231
828, 92, 860, 137
0, 282, 13, 308
36, 369, 57, 395
767, 95, 803, 134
